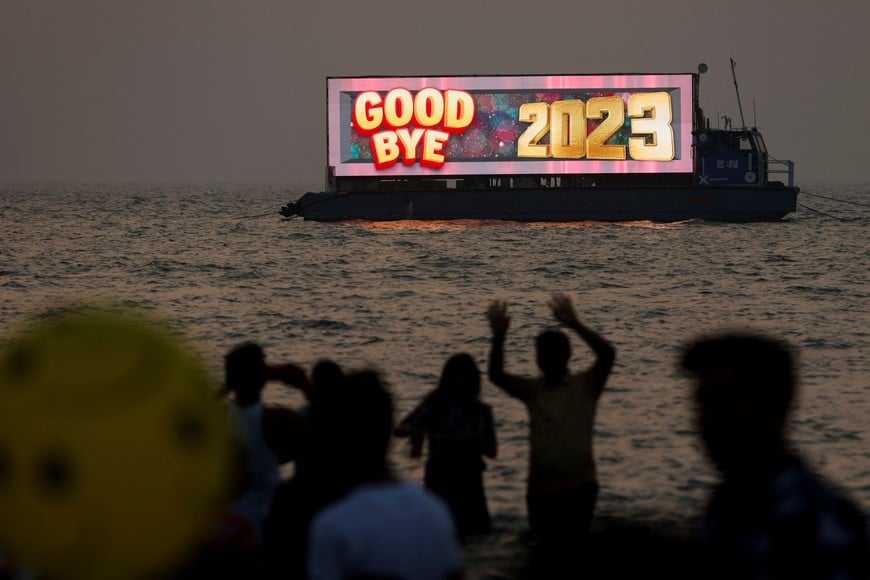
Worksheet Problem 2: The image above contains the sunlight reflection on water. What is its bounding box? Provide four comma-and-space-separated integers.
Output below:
0, 183, 867, 578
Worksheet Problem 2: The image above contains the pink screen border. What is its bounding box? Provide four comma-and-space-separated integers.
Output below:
327, 74, 694, 178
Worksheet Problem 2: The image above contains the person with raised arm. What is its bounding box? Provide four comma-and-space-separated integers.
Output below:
486, 294, 615, 549
223, 343, 308, 544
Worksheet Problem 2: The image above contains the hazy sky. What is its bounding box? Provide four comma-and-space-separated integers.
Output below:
2, 0, 868, 188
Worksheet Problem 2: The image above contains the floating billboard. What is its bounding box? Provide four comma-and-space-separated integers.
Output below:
327, 74, 694, 178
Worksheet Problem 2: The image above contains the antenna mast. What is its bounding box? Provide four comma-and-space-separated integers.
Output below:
730, 58, 747, 129
696, 63, 708, 129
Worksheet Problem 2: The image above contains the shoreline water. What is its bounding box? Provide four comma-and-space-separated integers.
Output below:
1, 183, 867, 578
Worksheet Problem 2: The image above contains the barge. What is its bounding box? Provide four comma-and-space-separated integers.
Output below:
281, 63, 797, 222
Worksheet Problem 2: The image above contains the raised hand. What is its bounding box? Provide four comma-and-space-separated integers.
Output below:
486, 300, 511, 335
549, 293, 579, 327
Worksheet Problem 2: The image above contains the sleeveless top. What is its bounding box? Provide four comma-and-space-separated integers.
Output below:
227, 400, 282, 540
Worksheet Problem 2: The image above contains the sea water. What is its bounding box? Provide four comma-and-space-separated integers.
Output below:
0, 183, 867, 577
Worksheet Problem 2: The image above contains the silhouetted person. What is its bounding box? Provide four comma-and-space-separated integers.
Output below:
173, 343, 308, 579
307, 371, 464, 580
263, 359, 347, 578
224, 342, 306, 544
682, 333, 869, 580
395, 353, 497, 536
269, 357, 342, 418
486, 294, 615, 547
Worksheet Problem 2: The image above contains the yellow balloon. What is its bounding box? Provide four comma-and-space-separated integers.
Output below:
0, 308, 233, 580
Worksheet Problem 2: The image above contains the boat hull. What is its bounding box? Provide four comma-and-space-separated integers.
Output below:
282, 185, 798, 222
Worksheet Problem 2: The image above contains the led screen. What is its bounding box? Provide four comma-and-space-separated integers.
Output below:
327, 74, 694, 178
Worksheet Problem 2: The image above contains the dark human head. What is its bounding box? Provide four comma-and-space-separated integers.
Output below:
536, 330, 571, 383
310, 370, 393, 485
681, 333, 795, 476
311, 359, 344, 398
224, 342, 267, 404
438, 353, 481, 403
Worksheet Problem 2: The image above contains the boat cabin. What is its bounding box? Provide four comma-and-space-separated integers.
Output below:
693, 127, 793, 188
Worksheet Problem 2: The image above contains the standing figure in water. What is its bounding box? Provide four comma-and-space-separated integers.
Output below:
395, 353, 497, 535
307, 371, 464, 580
486, 293, 615, 545
224, 342, 306, 544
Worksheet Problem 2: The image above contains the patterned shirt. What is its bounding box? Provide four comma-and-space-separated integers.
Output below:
700, 457, 869, 580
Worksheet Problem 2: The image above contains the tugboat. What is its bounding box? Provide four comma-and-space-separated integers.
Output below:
282, 62, 797, 222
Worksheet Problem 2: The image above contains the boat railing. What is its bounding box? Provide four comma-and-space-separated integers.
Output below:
767, 158, 795, 187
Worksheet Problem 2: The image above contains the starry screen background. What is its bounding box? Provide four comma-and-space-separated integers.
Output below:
346, 90, 657, 162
